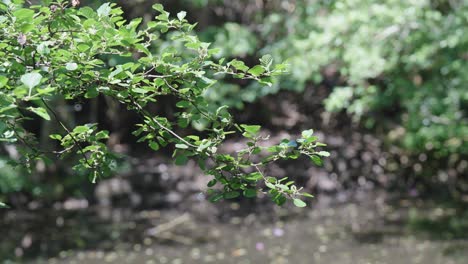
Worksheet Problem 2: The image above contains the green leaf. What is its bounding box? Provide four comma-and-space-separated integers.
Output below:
207, 179, 217, 187
175, 143, 189, 149
21, 72, 42, 89
305, 136, 318, 143
132, 87, 149, 94
247, 65, 265, 76
73, 126, 90, 133
176, 101, 191, 108
245, 172, 263, 181
293, 198, 307, 207
97, 3, 111, 17
310, 155, 323, 166
0, 202, 8, 208
302, 193, 314, 198
209, 193, 224, 202
0, 76, 8, 88
175, 155, 188, 165
265, 181, 276, 189
178, 117, 189, 128
266, 177, 277, 183
27, 107, 50, 120
85, 87, 99, 98
13, 8, 34, 22
49, 134, 62, 140
177, 11, 186, 21
66, 62, 78, 71
95, 131, 109, 140
259, 77, 273, 87
156, 13, 169, 21
317, 151, 330, 157
149, 141, 160, 151
152, 3, 164, 12
78, 7, 97, 19
230, 60, 249, 72
240, 124, 261, 135
224, 191, 240, 199
270, 191, 286, 206
37, 42, 50, 55
185, 42, 201, 50
243, 189, 257, 198
301, 129, 314, 138
260, 54, 273, 69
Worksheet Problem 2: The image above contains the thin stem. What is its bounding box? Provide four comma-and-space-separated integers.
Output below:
41, 97, 96, 170
162, 78, 215, 121
128, 95, 197, 148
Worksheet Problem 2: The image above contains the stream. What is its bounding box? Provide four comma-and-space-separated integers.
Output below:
2, 192, 467, 264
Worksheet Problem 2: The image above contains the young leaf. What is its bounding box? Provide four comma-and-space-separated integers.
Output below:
176, 101, 191, 108
265, 181, 276, 189
177, 11, 186, 21
85, 87, 99, 98
207, 179, 217, 187
260, 54, 273, 69
66, 62, 78, 71
317, 151, 330, 157
245, 172, 263, 181
152, 3, 164, 12
175, 155, 188, 165
209, 193, 224, 202
49, 134, 62, 140
243, 189, 257, 198
230, 60, 249, 72
224, 191, 240, 199
310, 155, 323, 166
175, 143, 189, 149
241, 124, 261, 135
149, 141, 160, 151
301, 129, 314, 138
293, 198, 307, 207
21, 72, 42, 89
27, 107, 50, 120
97, 3, 111, 17
73, 126, 90, 133
248, 65, 265, 77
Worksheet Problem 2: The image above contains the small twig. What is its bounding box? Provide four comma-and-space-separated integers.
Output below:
41, 98, 95, 170
162, 78, 215, 121
145, 74, 173, 79
128, 95, 197, 148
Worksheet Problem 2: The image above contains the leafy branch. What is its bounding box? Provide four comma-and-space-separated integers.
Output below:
0, 1, 328, 207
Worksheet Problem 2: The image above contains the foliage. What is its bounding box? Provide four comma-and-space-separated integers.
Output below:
0, 157, 25, 194
194, 0, 468, 158
0, 1, 328, 206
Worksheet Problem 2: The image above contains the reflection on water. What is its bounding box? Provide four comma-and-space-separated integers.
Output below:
1, 193, 468, 264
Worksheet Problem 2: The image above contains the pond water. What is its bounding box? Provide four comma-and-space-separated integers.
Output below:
3, 193, 467, 264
